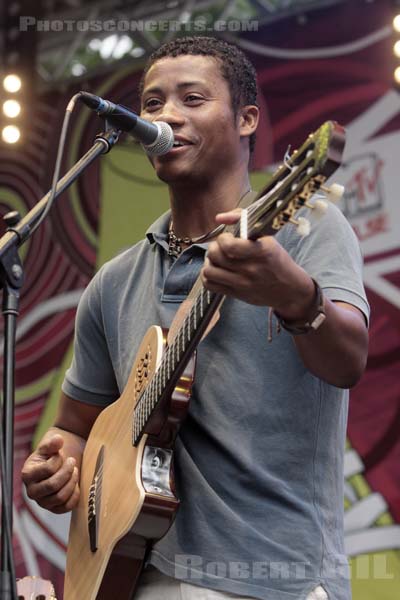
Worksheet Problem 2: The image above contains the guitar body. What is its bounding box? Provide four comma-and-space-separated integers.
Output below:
64, 325, 195, 599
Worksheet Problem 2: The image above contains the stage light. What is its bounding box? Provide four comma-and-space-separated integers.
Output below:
2, 125, 21, 144
3, 74, 22, 93
395, 66, 400, 84
2, 99, 21, 118
394, 14, 400, 32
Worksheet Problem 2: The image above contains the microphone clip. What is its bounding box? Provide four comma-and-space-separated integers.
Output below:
94, 126, 121, 154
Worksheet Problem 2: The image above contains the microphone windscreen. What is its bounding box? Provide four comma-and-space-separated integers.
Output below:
142, 122, 174, 156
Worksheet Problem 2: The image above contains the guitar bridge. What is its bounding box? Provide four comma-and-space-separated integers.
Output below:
88, 445, 104, 552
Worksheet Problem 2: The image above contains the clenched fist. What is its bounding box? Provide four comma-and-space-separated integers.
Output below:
21, 432, 81, 514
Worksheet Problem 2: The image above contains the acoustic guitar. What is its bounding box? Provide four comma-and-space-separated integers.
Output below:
64, 121, 345, 599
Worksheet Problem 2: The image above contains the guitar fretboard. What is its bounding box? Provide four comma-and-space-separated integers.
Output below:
133, 286, 221, 444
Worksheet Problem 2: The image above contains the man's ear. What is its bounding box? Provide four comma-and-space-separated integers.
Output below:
238, 105, 259, 139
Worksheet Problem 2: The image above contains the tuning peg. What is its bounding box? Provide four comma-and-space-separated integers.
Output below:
290, 216, 311, 237
321, 183, 344, 203
304, 198, 328, 217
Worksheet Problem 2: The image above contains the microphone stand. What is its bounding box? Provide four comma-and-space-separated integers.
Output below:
0, 126, 120, 600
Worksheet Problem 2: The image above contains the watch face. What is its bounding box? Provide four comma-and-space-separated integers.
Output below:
311, 312, 326, 330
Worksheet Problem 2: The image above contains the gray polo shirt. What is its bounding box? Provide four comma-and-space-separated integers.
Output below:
63, 202, 369, 600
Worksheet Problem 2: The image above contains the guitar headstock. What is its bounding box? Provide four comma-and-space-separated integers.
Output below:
17, 576, 57, 600
247, 121, 346, 239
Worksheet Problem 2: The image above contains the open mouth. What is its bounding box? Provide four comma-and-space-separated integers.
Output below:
171, 140, 191, 148
171, 136, 192, 150
166, 141, 192, 155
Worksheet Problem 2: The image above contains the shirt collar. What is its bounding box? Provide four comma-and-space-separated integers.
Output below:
146, 209, 170, 244
145, 209, 210, 252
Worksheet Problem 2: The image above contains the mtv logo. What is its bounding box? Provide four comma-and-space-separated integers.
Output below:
341, 153, 384, 219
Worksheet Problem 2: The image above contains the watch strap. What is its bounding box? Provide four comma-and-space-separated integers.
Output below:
273, 278, 326, 335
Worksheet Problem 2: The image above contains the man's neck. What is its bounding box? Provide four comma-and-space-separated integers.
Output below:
168, 172, 252, 239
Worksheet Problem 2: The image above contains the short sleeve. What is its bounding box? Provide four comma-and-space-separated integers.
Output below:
62, 268, 120, 406
279, 200, 370, 325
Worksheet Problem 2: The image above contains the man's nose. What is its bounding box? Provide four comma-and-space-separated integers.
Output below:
156, 101, 185, 126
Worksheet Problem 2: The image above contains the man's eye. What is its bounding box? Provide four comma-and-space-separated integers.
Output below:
185, 95, 203, 103
144, 99, 162, 109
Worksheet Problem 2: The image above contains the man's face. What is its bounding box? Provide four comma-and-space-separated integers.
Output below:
140, 54, 243, 184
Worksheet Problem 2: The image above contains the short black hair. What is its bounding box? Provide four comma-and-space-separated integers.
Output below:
139, 36, 258, 153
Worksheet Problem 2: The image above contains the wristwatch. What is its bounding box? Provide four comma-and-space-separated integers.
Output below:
273, 278, 326, 335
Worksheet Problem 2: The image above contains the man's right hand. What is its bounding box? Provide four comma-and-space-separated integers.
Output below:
21, 433, 80, 514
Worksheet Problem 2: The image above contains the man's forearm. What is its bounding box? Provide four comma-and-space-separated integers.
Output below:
291, 299, 368, 388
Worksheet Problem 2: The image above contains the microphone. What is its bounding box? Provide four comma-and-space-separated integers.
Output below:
78, 91, 174, 156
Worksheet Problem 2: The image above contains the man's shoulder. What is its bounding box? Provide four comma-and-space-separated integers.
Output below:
99, 238, 153, 280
